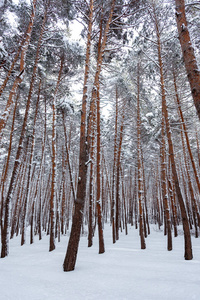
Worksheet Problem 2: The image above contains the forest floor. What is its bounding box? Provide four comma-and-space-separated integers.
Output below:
0, 223, 200, 300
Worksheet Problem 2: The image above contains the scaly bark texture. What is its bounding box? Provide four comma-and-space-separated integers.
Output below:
175, 0, 200, 119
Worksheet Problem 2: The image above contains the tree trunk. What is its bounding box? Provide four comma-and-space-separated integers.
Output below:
173, 70, 200, 195
1, 93, 18, 257
160, 115, 172, 251
88, 116, 95, 247
175, 0, 200, 120
137, 63, 146, 250
180, 125, 199, 237
63, 0, 116, 271
22, 80, 40, 246
96, 73, 105, 254
1, 5, 48, 257
115, 111, 124, 240
63, 0, 94, 272
50, 57, 64, 252
0, 0, 37, 138
111, 87, 118, 243
155, 9, 193, 260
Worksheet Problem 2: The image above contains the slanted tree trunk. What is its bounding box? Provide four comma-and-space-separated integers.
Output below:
10, 162, 24, 239
1, 93, 18, 257
62, 113, 76, 202
180, 125, 199, 237
63, 0, 116, 272
155, 9, 193, 259
63, 0, 94, 272
0, 0, 37, 138
180, 165, 192, 229
195, 129, 200, 169
175, 0, 200, 120
173, 70, 200, 195
38, 97, 47, 241
0, 39, 24, 97
1, 4, 48, 257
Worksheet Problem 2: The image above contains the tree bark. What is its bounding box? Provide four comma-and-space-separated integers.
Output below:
115, 110, 124, 240
137, 63, 146, 250
96, 72, 105, 254
155, 9, 193, 259
63, 0, 116, 271
63, 0, 94, 272
0, 0, 37, 138
50, 56, 64, 252
160, 115, 172, 250
111, 87, 118, 244
175, 0, 200, 119
1, 4, 48, 257
173, 70, 200, 195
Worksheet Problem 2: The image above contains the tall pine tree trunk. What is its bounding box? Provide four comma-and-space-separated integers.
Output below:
173, 70, 200, 195
96, 73, 105, 254
63, 0, 94, 271
111, 86, 119, 243
160, 115, 172, 250
0, 0, 37, 138
63, 0, 116, 271
175, 0, 200, 119
137, 63, 146, 250
154, 9, 193, 259
49, 56, 64, 252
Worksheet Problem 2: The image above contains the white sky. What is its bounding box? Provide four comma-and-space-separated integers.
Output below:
69, 20, 83, 42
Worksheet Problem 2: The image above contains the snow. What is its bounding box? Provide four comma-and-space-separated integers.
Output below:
146, 112, 154, 118
0, 225, 200, 300
3, 9, 19, 37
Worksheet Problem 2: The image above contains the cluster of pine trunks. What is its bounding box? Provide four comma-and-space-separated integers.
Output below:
1, 0, 200, 272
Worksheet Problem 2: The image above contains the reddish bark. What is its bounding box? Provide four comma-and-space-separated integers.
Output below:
0, 0, 37, 138
175, 0, 200, 119
155, 8, 192, 259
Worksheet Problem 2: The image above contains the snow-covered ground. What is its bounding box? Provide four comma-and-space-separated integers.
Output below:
0, 224, 200, 300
